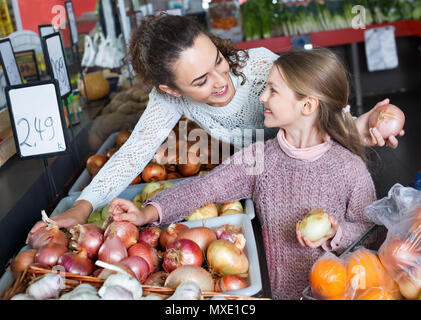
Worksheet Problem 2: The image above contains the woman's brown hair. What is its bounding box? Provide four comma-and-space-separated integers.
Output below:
274, 48, 366, 162
128, 14, 249, 91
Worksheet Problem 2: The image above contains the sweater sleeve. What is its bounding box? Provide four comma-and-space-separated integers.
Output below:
77, 89, 183, 210
144, 141, 265, 226
332, 160, 377, 254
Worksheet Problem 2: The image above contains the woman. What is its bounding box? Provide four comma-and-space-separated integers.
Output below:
28, 14, 404, 234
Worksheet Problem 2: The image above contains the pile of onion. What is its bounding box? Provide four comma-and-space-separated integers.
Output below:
368, 104, 405, 139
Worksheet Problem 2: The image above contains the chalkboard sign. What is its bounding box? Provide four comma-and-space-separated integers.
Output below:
0, 39, 22, 86
65, 1, 79, 45
6, 80, 68, 159
43, 32, 72, 98
15, 49, 40, 82
38, 24, 55, 38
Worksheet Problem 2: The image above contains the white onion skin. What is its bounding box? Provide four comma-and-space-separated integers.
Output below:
164, 265, 214, 292
207, 240, 249, 276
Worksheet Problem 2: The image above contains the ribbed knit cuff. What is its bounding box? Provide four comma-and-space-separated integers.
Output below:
322, 226, 343, 252
142, 201, 164, 226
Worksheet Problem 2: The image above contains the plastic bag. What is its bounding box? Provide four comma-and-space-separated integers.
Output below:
364, 183, 421, 299
309, 248, 400, 300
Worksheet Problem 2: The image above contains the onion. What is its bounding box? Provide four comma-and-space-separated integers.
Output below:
160, 224, 189, 250
298, 208, 332, 242
106, 147, 118, 159
396, 268, 421, 300
104, 221, 139, 249
119, 256, 150, 283
214, 225, 246, 251
368, 104, 405, 139
27, 225, 69, 250
138, 227, 162, 248
128, 241, 160, 272
379, 237, 419, 271
70, 224, 104, 259
220, 201, 243, 214
34, 242, 68, 268
220, 209, 243, 217
176, 227, 216, 253
178, 152, 201, 177
144, 271, 169, 286
11, 249, 37, 278
115, 130, 131, 149
167, 172, 183, 180
140, 182, 163, 202
164, 265, 214, 292
187, 203, 219, 221
142, 163, 167, 182
207, 240, 249, 276
58, 248, 95, 276
162, 239, 203, 273
130, 175, 141, 185
215, 275, 247, 292
86, 154, 108, 176
98, 236, 128, 264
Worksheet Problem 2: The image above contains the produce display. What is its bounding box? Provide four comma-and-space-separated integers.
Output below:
10, 208, 254, 300
240, 0, 421, 40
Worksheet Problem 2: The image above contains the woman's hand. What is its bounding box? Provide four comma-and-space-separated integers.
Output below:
109, 198, 159, 227
355, 98, 405, 149
26, 200, 93, 244
296, 216, 339, 249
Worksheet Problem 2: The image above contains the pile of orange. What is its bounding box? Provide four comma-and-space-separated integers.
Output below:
309, 249, 399, 300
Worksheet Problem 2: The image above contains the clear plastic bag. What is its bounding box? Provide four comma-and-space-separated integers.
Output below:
364, 183, 421, 299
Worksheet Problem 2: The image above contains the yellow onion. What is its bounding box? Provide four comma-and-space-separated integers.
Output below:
11, 249, 37, 278
298, 208, 332, 242
206, 240, 249, 276
187, 203, 218, 221
220, 201, 243, 214
140, 182, 163, 203
164, 265, 214, 292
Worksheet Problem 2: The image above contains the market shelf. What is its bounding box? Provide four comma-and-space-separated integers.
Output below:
235, 20, 421, 52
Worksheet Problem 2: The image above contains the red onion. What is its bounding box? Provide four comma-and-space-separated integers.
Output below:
138, 227, 161, 248
144, 271, 169, 287
214, 225, 246, 250
162, 239, 203, 273
34, 242, 68, 268
176, 227, 216, 252
368, 104, 405, 138
207, 240, 249, 276
70, 224, 104, 259
98, 236, 128, 264
164, 265, 214, 292
58, 248, 95, 276
160, 224, 189, 250
104, 221, 139, 249
128, 241, 160, 272
119, 256, 150, 283
27, 225, 68, 249
11, 249, 37, 278
215, 275, 247, 292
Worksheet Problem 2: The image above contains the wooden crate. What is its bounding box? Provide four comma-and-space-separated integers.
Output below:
0, 108, 16, 167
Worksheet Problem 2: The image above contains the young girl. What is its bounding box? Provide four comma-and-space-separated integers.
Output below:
108, 48, 376, 299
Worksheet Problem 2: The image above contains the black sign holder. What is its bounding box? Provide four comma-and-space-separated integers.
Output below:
6, 80, 69, 203
0, 38, 23, 86
65, 0, 90, 107
42, 31, 81, 165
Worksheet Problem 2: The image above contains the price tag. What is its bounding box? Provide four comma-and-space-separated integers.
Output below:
42, 32, 72, 98
6, 80, 68, 159
117, 0, 132, 46
65, 1, 79, 45
38, 24, 56, 38
0, 38, 22, 86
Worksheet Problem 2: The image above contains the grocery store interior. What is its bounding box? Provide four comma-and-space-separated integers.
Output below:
0, 0, 420, 301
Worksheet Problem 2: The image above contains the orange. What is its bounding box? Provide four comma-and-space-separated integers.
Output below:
357, 287, 395, 300
309, 257, 348, 298
346, 249, 386, 290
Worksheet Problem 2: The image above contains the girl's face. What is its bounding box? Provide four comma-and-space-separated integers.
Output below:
170, 34, 235, 107
260, 66, 304, 129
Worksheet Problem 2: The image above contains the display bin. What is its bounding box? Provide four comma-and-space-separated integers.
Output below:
301, 224, 380, 300
68, 132, 119, 195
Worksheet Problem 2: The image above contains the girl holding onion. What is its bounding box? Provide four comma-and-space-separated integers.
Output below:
29, 15, 403, 262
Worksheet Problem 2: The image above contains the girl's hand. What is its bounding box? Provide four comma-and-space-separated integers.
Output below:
296, 216, 339, 249
355, 98, 405, 149
109, 198, 159, 227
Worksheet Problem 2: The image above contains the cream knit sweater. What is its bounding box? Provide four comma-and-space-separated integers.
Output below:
78, 47, 279, 210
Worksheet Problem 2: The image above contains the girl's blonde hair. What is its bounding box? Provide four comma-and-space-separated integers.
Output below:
274, 48, 366, 162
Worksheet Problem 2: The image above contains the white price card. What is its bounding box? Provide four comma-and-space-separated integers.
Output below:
38, 24, 56, 38
43, 32, 72, 98
65, 1, 79, 45
0, 39, 22, 86
6, 81, 68, 159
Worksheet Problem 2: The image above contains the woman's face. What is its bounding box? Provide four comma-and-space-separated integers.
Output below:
259, 66, 303, 129
170, 33, 235, 107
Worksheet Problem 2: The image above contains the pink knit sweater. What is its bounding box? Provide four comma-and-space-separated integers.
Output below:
145, 138, 376, 299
